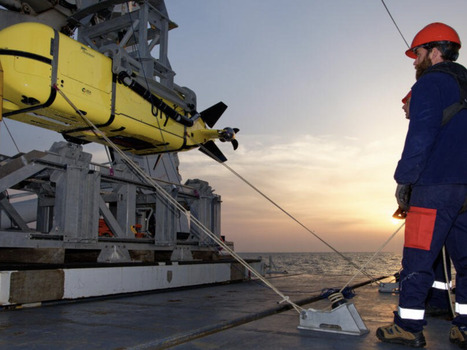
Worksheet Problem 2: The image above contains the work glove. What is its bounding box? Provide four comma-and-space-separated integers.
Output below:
395, 184, 411, 212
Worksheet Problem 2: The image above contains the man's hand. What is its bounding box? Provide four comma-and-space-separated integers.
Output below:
395, 184, 412, 211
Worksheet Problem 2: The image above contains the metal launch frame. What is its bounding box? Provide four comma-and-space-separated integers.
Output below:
0, 141, 224, 263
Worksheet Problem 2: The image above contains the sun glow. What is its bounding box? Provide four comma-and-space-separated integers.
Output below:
391, 217, 404, 225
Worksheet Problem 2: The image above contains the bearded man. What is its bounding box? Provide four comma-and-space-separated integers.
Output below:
377, 23, 467, 348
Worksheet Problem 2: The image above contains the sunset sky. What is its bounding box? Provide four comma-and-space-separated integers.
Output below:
1, 1, 467, 252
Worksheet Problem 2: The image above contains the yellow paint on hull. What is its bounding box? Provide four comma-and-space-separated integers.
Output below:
0, 22, 218, 155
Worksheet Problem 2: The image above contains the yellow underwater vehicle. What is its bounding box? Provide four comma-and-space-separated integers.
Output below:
0, 16, 238, 162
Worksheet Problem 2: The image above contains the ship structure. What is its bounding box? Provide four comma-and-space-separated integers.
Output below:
0, 0, 260, 307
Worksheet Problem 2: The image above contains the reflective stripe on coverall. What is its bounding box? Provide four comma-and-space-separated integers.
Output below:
395, 185, 467, 332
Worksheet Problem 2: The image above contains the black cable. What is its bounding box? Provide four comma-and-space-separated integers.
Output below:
380, 0, 410, 49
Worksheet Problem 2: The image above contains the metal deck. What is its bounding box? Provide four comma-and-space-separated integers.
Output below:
0, 273, 457, 349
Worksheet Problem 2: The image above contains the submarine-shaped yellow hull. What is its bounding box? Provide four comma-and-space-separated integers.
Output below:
0, 22, 230, 156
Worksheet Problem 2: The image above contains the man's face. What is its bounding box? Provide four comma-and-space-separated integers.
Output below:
414, 47, 432, 80
402, 98, 410, 119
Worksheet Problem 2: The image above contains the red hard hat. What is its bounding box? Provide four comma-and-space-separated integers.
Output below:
405, 22, 461, 58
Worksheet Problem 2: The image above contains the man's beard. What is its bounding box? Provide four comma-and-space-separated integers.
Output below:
415, 55, 432, 80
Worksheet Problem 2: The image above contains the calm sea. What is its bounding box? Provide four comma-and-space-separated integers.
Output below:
239, 252, 402, 277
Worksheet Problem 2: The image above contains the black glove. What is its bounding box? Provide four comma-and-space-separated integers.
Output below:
395, 184, 412, 212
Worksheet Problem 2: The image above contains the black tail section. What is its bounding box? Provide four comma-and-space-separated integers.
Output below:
200, 102, 228, 128
199, 140, 227, 162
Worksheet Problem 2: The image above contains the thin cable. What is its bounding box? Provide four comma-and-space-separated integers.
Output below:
380, 0, 410, 49
125, 3, 181, 177
191, 136, 378, 282
340, 222, 405, 292
223, 161, 376, 280
1, 119, 21, 154
54, 85, 304, 314
123, 4, 190, 232
442, 246, 456, 318
104, 146, 114, 167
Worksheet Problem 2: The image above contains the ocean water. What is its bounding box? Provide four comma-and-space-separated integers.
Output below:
239, 252, 402, 277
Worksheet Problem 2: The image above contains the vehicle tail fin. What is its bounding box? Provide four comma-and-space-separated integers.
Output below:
199, 140, 227, 162
200, 102, 228, 128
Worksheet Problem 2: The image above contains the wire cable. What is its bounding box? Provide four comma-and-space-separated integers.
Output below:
442, 246, 456, 318
1, 119, 21, 154
190, 136, 380, 283
380, 0, 410, 49
54, 84, 305, 314
339, 222, 404, 292
124, 3, 189, 231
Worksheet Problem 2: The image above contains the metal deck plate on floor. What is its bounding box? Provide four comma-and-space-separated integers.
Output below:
0, 274, 455, 350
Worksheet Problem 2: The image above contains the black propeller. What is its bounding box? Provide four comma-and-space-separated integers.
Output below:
219, 127, 240, 150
